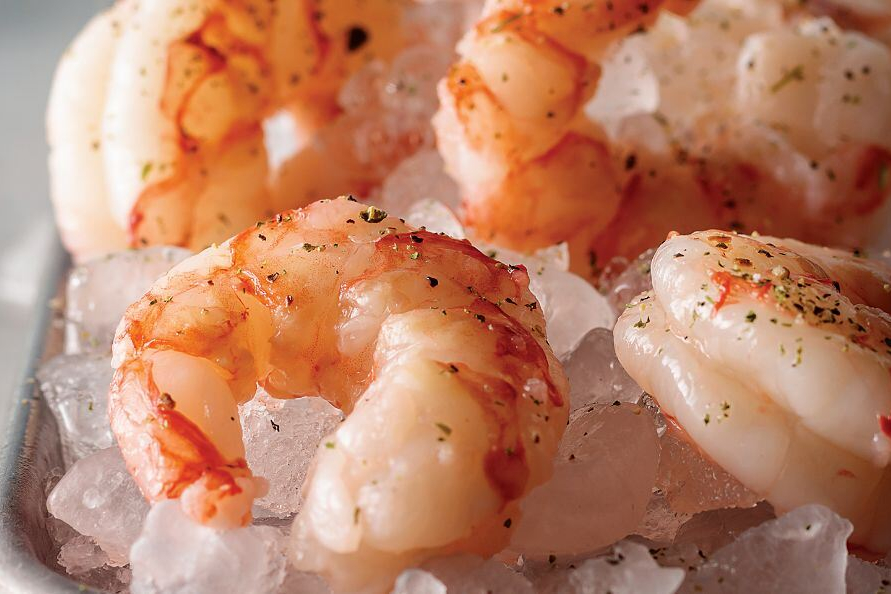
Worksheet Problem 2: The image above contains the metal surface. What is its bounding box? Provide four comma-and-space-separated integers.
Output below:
0, 240, 96, 594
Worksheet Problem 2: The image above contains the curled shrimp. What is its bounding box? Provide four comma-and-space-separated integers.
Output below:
109, 196, 568, 592
47, 0, 415, 261
434, 0, 891, 276
614, 230, 891, 552
434, 0, 698, 270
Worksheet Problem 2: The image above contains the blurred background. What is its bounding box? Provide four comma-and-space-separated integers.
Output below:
0, 1, 109, 394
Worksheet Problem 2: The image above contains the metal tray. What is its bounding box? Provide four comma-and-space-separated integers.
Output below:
0, 238, 97, 593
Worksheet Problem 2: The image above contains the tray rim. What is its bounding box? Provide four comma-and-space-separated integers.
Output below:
0, 235, 103, 593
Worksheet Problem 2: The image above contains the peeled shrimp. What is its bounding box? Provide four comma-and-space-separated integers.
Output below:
48, 0, 415, 261
614, 230, 891, 552
109, 196, 568, 592
434, 0, 891, 276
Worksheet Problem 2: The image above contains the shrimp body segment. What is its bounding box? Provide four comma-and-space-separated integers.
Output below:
614, 231, 891, 552
109, 197, 568, 592
434, 0, 697, 260
48, 0, 412, 260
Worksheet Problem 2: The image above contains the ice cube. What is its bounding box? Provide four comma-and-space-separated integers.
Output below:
65, 246, 191, 354
56, 536, 132, 594
401, 0, 475, 52
380, 47, 449, 120
55, 537, 128, 593
563, 328, 643, 410
673, 503, 776, 555
392, 569, 447, 594
44, 467, 80, 554
510, 403, 659, 557
407, 555, 534, 594
277, 566, 332, 594
528, 268, 615, 359
482, 243, 571, 275
648, 540, 708, 573
846, 556, 891, 594
635, 491, 693, 543
58, 535, 109, 575
338, 60, 385, 115
599, 249, 655, 316
46, 446, 149, 564
38, 352, 114, 466
130, 501, 287, 594
241, 394, 343, 518
657, 427, 760, 515
404, 199, 466, 239
680, 505, 851, 594
380, 150, 460, 216
561, 541, 685, 594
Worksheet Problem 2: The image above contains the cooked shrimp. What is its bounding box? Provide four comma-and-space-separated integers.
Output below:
109, 196, 568, 592
48, 0, 417, 260
614, 230, 891, 552
435, 0, 891, 277
46, 1, 134, 261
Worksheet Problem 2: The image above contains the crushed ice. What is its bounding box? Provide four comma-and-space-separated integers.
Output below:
39, 52, 888, 594
43, 237, 887, 593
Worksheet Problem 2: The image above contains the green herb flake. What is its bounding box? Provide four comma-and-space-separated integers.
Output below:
770, 64, 805, 93
359, 206, 388, 223
634, 317, 651, 329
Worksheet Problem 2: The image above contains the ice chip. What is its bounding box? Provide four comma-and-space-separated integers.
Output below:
657, 427, 760, 515
635, 491, 693, 543
57, 538, 131, 594
404, 199, 466, 239
510, 403, 659, 557
380, 150, 460, 216
680, 505, 852, 594
38, 352, 114, 466
130, 501, 287, 594
846, 556, 891, 594
277, 566, 332, 594
599, 249, 655, 316
529, 268, 615, 359
58, 535, 109, 575
562, 541, 685, 594
65, 246, 191, 354
417, 555, 534, 594
483, 242, 571, 275
241, 393, 343, 518
338, 59, 386, 115
380, 46, 449, 119
563, 328, 643, 410
392, 569, 447, 594
401, 0, 476, 53
673, 503, 775, 555
649, 540, 709, 573
46, 446, 149, 564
